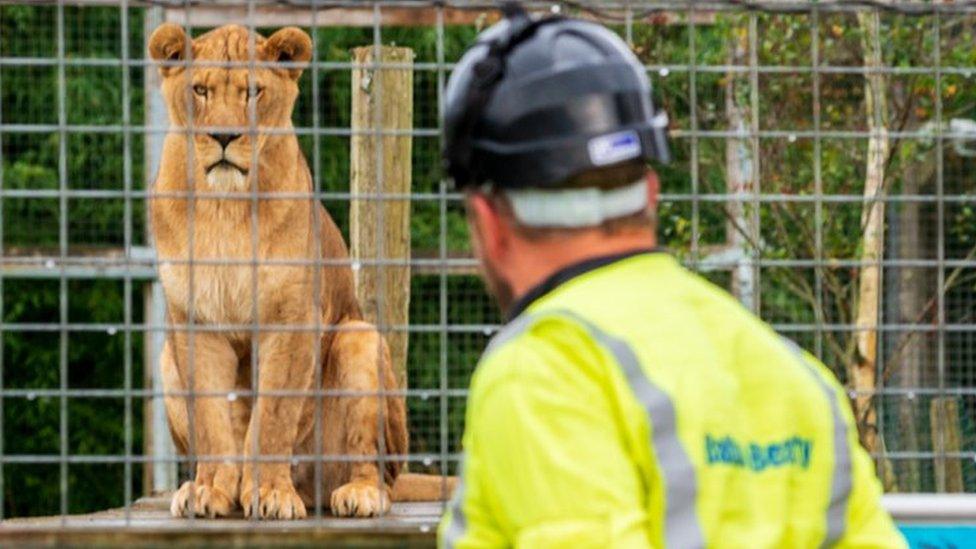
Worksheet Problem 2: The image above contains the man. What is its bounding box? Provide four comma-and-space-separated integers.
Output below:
437, 4, 906, 549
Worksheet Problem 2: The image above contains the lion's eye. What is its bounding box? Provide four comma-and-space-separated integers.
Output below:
247, 86, 264, 100
193, 85, 208, 97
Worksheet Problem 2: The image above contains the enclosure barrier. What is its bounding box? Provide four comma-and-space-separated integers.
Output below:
0, 0, 975, 546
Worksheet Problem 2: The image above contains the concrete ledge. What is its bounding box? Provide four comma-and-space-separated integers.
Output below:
883, 493, 976, 524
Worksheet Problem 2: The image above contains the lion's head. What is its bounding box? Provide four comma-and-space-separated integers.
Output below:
148, 24, 312, 190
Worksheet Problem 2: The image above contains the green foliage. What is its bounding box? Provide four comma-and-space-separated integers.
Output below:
1, 5, 146, 515
2, 279, 143, 516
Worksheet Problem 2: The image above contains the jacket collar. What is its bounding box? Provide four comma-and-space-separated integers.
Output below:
506, 247, 662, 321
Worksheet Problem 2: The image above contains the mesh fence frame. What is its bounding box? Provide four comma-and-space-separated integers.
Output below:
0, 0, 974, 524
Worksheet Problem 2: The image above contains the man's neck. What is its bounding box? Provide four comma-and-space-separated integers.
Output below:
507, 231, 657, 304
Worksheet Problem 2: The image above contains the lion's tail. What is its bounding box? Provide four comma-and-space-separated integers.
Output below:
392, 473, 459, 502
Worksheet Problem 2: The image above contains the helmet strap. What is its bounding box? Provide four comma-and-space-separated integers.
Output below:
449, 4, 563, 187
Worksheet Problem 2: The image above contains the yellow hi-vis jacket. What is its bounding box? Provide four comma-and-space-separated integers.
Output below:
438, 250, 906, 548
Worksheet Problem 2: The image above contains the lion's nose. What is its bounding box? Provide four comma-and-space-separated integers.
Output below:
209, 133, 242, 149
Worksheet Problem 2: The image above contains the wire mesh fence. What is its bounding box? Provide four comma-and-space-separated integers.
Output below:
0, 0, 974, 527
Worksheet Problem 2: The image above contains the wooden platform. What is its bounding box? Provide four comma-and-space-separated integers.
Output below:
0, 494, 441, 548
6, 493, 976, 547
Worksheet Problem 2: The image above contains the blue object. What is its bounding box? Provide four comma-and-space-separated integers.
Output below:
899, 525, 976, 548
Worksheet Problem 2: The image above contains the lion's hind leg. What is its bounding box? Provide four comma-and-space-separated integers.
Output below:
326, 320, 407, 518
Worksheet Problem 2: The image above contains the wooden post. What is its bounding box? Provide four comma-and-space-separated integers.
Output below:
930, 397, 964, 493
350, 46, 414, 388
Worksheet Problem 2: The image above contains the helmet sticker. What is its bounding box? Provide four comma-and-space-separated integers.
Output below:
587, 130, 642, 166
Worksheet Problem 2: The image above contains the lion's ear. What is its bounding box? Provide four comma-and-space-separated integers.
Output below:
148, 23, 190, 77
263, 27, 312, 80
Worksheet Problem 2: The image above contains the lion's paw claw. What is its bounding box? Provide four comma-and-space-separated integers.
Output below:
330, 481, 391, 518
170, 480, 235, 518
241, 484, 307, 520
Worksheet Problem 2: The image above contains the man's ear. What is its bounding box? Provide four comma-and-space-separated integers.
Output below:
148, 23, 190, 77
467, 193, 509, 264
262, 27, 312, 80
646, 170, 660, 213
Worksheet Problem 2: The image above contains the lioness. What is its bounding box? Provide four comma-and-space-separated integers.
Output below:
148, 23, 442, 520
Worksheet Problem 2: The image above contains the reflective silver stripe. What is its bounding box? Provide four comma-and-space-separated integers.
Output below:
443, 460, 467, 549
484, 312, 538, 356
784, 338, 852, 547
561, 311, 705, 549
441, 316, 535, 548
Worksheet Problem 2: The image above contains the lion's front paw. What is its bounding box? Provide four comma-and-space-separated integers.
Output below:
170, 480, 236, 518
330, 480, 391, 518
240, 482, 307, 520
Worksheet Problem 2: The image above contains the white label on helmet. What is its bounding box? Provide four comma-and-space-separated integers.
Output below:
587, 130, 641, 166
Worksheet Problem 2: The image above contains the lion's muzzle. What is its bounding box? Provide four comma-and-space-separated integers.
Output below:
205, 161, 249, 191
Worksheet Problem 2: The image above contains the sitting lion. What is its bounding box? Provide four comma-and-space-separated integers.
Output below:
148, 23, 448, 520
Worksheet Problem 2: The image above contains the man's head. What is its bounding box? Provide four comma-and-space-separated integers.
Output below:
148, 24, 312, 190
465, 166, 661, 312
442, 4, 669, 313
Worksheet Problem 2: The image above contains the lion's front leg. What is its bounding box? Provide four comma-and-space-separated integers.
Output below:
240, 327, 315, 520
327, 320, 403, 518
166, 329, 241, 519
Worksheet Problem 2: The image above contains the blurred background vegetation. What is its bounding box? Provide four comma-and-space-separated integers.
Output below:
1, 2, 976, 516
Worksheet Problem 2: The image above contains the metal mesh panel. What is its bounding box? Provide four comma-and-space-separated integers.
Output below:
0, 0, 974, 528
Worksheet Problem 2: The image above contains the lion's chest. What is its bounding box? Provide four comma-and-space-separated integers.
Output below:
157, 211, 259, 326
160, 251, 256, 328
161, 265, 255, 326
152, 169, 315, 330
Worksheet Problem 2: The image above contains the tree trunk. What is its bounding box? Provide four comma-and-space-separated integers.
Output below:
854, 9, 895, 488
891, 133, 936, 491
725, 17, 760, 312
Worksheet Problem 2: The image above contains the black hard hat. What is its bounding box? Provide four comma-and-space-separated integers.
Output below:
443, 3, 670, 190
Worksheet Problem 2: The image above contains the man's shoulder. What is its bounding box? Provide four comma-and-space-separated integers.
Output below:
471, 312, 610, 403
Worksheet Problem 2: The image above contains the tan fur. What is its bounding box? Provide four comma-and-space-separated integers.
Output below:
148, 23, 445, 520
